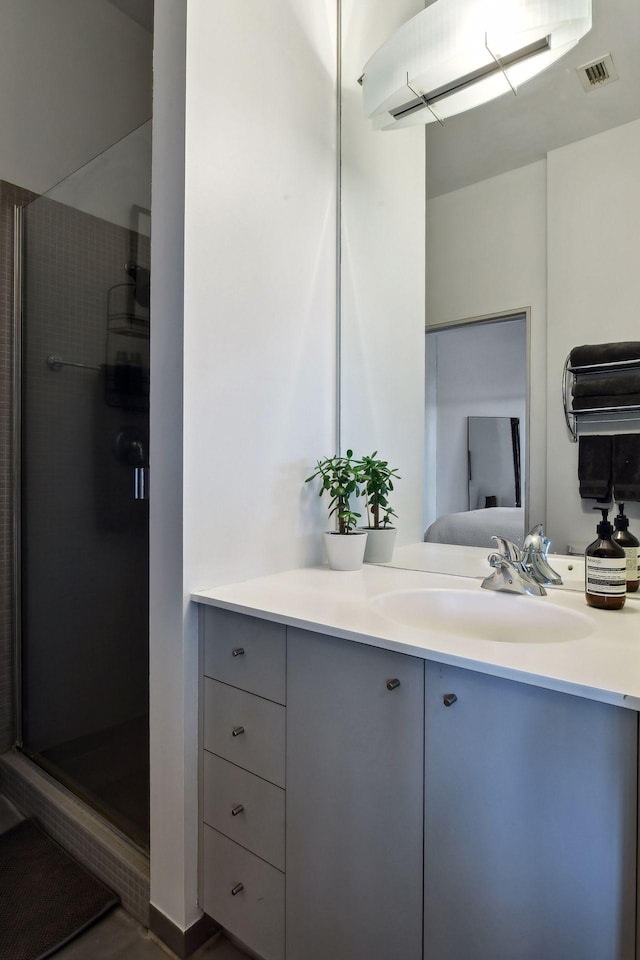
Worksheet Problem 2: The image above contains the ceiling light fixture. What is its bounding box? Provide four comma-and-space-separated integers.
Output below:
361, 0, 592, 130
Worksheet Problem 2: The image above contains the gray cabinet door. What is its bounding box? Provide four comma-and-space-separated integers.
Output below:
424, 661, 638, 960
287, 628, 424, 960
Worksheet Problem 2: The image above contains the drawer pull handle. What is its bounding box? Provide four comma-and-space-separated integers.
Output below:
231, 803, 245, 817
231, 882, 244, 896
232, 725, 245, 737
443, 693, 458, 707
386, 678, 400, 691
232, 647, 245, 657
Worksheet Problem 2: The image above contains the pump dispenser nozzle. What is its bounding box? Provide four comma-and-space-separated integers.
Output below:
613, 502, 640, 592
594, 506, 614, 540
615, 503, 629, 531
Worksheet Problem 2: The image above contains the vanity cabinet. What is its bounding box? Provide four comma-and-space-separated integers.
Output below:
424, 661, 638, 960
198, 605, 638, 960
200, 607, 286, 960
286, 627, 424, 960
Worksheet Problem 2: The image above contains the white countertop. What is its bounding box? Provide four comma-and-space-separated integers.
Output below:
192, 564, 640, 710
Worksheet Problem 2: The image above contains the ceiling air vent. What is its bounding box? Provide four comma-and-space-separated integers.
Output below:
576, 54, 618, 92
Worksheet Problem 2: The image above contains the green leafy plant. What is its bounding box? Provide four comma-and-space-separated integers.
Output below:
305, 449, 363, 535
359, 452, 400, 529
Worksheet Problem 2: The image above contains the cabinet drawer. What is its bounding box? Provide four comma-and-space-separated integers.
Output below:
202, 826, 284, 960
203, 752, 285, 871
203, 606, 286, 704
204, 679, 285, 787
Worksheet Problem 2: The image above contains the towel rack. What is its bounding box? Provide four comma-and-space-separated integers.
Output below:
563, 354, 640, 442
47, 354, 101, 373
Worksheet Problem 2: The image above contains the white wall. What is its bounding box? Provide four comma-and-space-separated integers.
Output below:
183, 0, 337, 589
149, 0, 190, 932
340, 0, 426, 545
546, 119, 640, 551
0, 0, 152, 195
426, 161, 548, 532
47, 120, 152, 230
150, 0, 338, 931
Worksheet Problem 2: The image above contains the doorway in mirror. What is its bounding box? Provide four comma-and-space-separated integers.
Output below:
425, 313, 527, 549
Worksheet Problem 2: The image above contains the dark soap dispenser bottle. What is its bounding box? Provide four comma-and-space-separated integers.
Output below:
613, 502, 640, 593
585, 508, 626, 610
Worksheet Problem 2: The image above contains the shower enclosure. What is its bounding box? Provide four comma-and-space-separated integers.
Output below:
16, 122, 151, 848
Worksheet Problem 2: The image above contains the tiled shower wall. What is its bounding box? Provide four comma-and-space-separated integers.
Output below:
0, 181, 37, 752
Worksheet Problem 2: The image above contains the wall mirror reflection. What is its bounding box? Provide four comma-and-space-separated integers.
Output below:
467, 418, 521, 512
340, 0, 640, 588
424, 313, 526, 549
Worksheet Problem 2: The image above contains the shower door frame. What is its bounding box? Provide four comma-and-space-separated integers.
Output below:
12, 203, 24, 750
11, 198, 150, 849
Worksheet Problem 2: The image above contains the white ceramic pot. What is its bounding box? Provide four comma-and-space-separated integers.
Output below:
323, 531, 368, 571
361, 526, 397, 564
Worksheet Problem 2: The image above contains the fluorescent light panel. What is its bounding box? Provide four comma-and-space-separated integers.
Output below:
363, 0, 592, 129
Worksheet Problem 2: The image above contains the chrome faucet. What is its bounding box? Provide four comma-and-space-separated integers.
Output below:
481, 536, 547, 596
521, 524, 563, 586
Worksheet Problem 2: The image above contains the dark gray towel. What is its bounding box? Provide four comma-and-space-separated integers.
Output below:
572, 373, 640, 398
578, 435, 612, 501
570, 342, 640, 368
573, 393, 640, 411
613, 434, 640, 502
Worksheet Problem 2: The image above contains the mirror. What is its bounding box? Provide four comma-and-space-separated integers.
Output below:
340, 0, 640, 586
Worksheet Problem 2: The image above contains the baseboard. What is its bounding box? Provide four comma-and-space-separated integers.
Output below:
149, 905, 219, 959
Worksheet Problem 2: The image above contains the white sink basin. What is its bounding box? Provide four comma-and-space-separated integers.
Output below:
371, 588, 594, 643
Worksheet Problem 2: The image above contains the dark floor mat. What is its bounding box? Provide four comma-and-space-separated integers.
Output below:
0, 819, 119, 960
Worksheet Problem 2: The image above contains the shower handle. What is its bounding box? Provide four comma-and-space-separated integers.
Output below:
134, 466, 149, 501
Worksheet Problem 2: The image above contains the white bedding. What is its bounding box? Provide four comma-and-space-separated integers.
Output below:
424, 507, 524, 549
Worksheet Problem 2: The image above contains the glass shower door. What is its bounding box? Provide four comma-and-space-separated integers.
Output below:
18, 123, 151, 849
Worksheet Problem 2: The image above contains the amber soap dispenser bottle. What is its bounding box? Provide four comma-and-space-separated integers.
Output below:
585, 508, 626, 610
612, 503, 640, 593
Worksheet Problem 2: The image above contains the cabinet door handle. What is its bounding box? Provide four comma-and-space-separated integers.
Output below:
231, 882, 244, 896
231, 803, 245, 817
232, 647, 245, 657
443, 693, 458, 707
232, 725, 245, 737
386, 678, 401, 691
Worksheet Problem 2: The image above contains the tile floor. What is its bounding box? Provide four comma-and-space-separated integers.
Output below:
53, 909, 248, 960
0, 795, 250, 960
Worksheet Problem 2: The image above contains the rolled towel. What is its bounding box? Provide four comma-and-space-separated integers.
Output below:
572, 372, 640, 398
613, 434, 640, 502
573, 393, 640, 411
570, 342, 640, 368
578, 435, 612, 501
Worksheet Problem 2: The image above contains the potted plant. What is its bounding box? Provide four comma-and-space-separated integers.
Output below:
358, 452, 400, 563
305, 450, 368, 570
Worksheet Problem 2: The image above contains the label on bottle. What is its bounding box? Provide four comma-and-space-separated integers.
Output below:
585, 555, 626, 596
623, 546, 640, 581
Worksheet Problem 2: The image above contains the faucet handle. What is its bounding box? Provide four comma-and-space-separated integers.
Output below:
524, 523, 547, 546
526, 522, 545, 539
524, 523, 552, 558
491, 536, 521, 562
